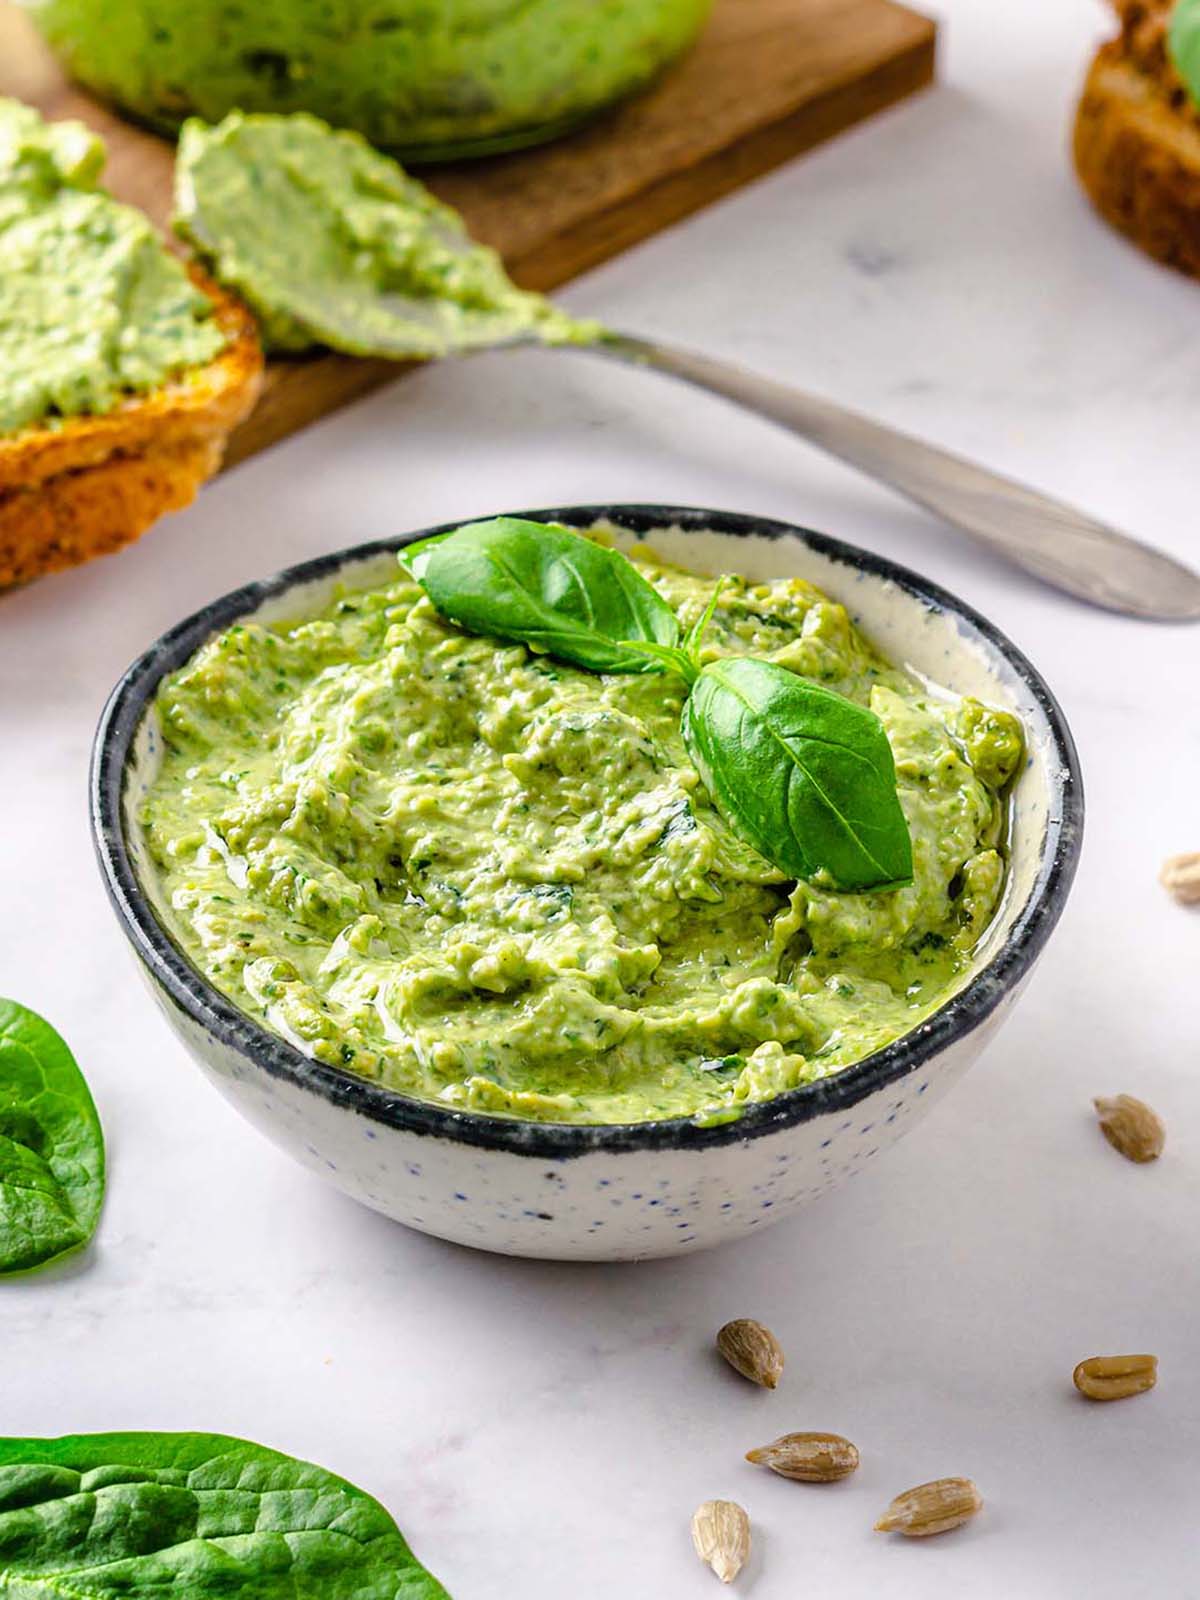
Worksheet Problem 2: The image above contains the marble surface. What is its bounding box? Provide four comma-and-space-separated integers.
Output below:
2, 0, 1197, 1593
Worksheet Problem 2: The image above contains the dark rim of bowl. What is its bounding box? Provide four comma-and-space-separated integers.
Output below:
91, 504, 1084, 1157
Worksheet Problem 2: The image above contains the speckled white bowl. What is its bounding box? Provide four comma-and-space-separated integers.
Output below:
91, 506, 1082, 1261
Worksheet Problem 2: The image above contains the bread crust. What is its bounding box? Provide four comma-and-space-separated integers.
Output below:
1074, 39, 1200, 277
0, 269, 263, 587
0, 439, 225, 588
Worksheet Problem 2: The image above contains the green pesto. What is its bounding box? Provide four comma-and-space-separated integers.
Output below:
141, 538, 1023, 1127
26, 0, 712, 158
174, 112, 598, 358
1169, 0, 1200, 107
0, 99, 227, 438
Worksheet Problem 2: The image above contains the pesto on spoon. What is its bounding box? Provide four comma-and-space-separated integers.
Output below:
174, 111, 596, 358
174, 111, 1200, 621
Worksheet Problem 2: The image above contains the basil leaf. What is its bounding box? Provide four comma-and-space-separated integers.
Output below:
400, 529, 452, 581
0, 1000, 104, 1275
403, 517, 682, 673
682, 657, 913, 891
0, 1432, 452, 1599
684, 576, 726, 658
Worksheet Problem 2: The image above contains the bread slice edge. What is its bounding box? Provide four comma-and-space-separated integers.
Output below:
1074, 40, 1200, 276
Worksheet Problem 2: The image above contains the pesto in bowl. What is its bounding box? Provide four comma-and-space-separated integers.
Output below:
24, 0, 713, 158
138, 528, 1022, 1126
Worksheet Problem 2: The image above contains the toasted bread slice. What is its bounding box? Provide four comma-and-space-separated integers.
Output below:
0, 438, 226, 588
0, 270, 262, 587
1074, 19, 1200, 277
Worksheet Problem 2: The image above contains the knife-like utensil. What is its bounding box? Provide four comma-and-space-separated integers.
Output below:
582, 331, 1200, 622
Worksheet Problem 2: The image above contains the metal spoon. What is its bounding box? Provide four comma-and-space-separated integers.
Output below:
177, 142, 1200, 620
575, 330, 1200, 622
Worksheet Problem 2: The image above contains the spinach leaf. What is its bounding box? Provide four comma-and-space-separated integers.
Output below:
403, 517, 685, 674
682, 657, 913, 891
0, 1432, 452, 1599
0, 1000, 104, 1274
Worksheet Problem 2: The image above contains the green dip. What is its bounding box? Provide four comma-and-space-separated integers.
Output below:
0, 98, 227, 438
174, 112, 594, 357
27, 0, 713, 157
141, 534, 1023, 1126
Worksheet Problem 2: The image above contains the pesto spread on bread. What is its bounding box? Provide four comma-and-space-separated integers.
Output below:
141, 533, 1023, 1127
1169, 0, 1200, 106
0, 99, 227, 438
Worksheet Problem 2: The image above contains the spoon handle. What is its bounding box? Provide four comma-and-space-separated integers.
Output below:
586, 331, 1200, 621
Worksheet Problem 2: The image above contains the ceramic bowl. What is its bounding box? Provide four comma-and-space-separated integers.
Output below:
91, 506, 1083, 1261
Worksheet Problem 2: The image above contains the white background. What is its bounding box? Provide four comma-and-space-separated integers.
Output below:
3, 0, 1199, 1594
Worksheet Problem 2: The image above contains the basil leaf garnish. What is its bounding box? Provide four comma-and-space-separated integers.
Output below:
402, 517, 684, 674
404, 518, 912, 892
682, 656, 913, 892
0, 1000, 104, 1275
0, 1432, 451, 1599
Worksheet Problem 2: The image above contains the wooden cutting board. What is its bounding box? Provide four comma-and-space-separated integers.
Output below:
0, 0, 935, 467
